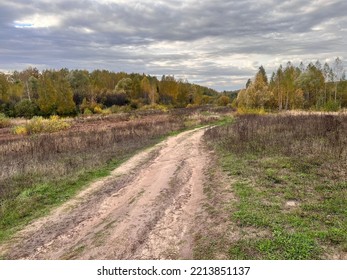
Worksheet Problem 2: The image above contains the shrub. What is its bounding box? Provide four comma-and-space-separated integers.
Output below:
186, 103, 198, 109
130, 100, 141, 109
217, 95, 231, 106
110, 105, 131, 114
83, 108, 93, 115
140, 104, 169, 112
12, 116, 70, 135
46, 115, 71, 132
12, 126, 28, 135
25, 116, 45, 134
101, 108, 112, 115
0, 113, 11, 128
324, 100, 340, 112
93, 105, 103, 114
103, 92, 129, 107
14, 99, 39, 118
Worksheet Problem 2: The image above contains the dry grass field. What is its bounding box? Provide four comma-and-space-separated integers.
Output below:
201, 112, 347, 259
0, 107, 231, 244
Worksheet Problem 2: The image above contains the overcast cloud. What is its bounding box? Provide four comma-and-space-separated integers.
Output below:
0, 0, 346, 90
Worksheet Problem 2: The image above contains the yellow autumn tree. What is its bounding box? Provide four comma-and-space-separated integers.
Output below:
237, 66, 273, 109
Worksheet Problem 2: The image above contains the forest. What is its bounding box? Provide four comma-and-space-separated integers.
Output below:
0, 68, 222, 118
0, 58, 346, 120
236, 58, 347, 111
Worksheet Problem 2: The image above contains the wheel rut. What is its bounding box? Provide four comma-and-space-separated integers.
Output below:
1, 127, 210, 260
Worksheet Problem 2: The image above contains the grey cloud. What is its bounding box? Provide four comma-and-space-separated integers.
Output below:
1, 0, 346, 90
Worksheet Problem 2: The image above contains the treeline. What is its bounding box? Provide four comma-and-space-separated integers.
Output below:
0, 68, 222, 118
236, 58, 347, 111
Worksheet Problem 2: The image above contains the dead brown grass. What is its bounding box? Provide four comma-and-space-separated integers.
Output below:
0, 107, 233, 204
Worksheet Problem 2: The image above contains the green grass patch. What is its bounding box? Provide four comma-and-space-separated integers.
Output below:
203, 114, 347, 259
229, 230, 319, 260
0, 157, 124, 242
223, 152, 346, 259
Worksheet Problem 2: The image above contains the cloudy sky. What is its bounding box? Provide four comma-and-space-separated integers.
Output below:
0, 0, 346, 90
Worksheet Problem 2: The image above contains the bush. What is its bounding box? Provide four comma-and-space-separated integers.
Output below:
139, 104, 169, 112
13, 116, 70, 135
110, 105, 131, 114
14, 99, 39, 118
83, 108, 93, 115
186, 103, 198, 109
103, 92, 129, 107
217, 95, 231, 106
324, 100, 340, 112
130, 100, 141, 109
0, 113, 11, 128
93, 105, 103, 114
101, 108, 112, 115
25, 116, 45, 133
46, 115, 71, 132
12, 126, 28, 135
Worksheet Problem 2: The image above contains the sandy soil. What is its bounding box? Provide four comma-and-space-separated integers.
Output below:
1, 127, 210, 259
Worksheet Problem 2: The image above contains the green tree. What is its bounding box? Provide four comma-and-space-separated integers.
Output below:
55, 73, 76, 115
37, 72, 57, 115
296, 63, 324, 108
140, 76, 152, 104
159, 75, 178, 105
282, 62, 300, 110
246, 78, 252, 88
235, 89, 248, 108
192, 85, 203, 106
177, 81, 191, 107
237, 67, 273, 109
114, 78, 133, 97
0, 73, 9, 103
258, 65, 268, 84
28, 76, 39, 99
271, 65, 284, 110
67, 70, 91, 105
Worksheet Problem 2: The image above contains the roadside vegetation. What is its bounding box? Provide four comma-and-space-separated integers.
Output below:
0, 107, 232, 243
201, 113, 347, 259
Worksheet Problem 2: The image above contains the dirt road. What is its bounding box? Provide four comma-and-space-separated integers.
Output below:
1, 127, 210, 259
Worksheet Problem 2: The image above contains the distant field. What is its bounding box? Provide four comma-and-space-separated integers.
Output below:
200, 112, 347, 259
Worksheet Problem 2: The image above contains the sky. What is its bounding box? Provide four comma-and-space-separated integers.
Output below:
0, 0, 346, 91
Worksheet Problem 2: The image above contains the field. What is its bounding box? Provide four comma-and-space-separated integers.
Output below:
200, 112, 347, 259
0, 107, 232, 244
1, 108, 346, 260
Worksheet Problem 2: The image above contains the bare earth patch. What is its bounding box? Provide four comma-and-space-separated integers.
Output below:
0, 127, 210, 260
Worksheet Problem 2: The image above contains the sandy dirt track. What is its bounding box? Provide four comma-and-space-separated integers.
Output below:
1, 127, 210, 259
